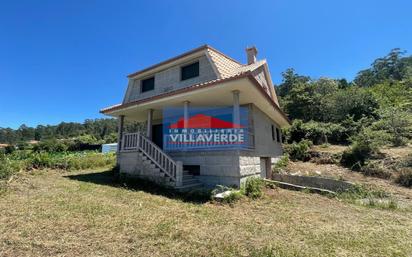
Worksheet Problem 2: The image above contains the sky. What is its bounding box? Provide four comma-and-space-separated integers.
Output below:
0, 0, 411, 129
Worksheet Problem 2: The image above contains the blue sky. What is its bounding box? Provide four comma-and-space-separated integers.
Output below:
0, 0, 411, 128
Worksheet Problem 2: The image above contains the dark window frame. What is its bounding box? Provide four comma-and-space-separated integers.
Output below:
271, 125, 276, 141
180, 61, 199, 81
276, 127, 281, 142
141, 77, 155, 93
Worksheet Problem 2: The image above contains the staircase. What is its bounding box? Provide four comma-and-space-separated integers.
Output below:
122, 132, 202, 191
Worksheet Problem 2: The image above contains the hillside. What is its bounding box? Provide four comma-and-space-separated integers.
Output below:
1, 167, 411, 257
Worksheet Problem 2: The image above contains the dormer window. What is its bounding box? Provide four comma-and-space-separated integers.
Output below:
181, 61, 199, 81
141, 77, 155, 93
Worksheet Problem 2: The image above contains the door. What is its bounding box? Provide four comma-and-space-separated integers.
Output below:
152, 124, 163, 149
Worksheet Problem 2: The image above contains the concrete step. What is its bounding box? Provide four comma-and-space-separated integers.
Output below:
182, 178, 199, 185
175, 182, 203, 191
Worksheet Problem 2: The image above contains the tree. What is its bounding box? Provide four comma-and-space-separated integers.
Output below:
323, 86, 379, 122
277, 68, 311, 97
354, 48, 411, 87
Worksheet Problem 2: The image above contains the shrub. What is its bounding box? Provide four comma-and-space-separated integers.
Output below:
5, 151, 115, 172
360, 161, 392, 179
284, 139, 312, 161
222, 191, 243, 204
0, 155, 21, 180
242, 177, 264, 199
211, 185, 243, 204
33, 139, 68, 152
66, 135, 103, 151
4, 145, 16, 154
395, 168, 412, 188
272, 154, 289, 174
340, 128, 388, 170
338, 184, 388, 201
284, 120, 344, 145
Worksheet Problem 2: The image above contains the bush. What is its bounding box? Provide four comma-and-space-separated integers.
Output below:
2, 151, 116, 174
242, 177, 264, 199
0, 155, 21, 180
284, 139, 312, 161
211, 185, 243, 204
4, 145, 16, 154
340, 128, 388, 170
66, 135, 103, 151
360, 161, 392, 179
273, 154, 289, 174
284, 120, 346, 145
222, 191, 243, 204
395, 168, 412, 187
33, 139, 68, 152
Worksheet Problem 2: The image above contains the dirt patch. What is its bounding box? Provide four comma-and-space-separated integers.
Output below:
311, 144, 348, 154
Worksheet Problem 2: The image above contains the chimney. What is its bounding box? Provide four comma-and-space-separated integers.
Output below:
246, 46, 258, 64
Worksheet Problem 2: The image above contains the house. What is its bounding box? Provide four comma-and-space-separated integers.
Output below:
100, 45, 290, 190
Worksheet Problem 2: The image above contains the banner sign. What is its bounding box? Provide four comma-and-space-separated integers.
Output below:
163, 107, 250, 151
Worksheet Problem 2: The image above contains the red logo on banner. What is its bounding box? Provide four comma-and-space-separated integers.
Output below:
169, 114, 243, 129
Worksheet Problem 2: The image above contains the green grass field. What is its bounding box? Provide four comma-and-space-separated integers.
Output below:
1, 169, 412, 257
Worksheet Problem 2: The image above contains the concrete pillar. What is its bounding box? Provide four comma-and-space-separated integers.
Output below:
232, 90, 240, 126
146, 109, 153, 139
175, 161, 183, 187
183, 101, 190, 128
117, 115, 125, 164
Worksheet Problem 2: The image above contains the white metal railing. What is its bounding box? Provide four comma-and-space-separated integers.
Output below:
121, 132, 183, 186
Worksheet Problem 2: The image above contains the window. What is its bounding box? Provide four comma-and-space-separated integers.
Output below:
271, 125, 275, 141
181, 61, 199, 81
141, 77, 155, 92
276, 127, 281, 142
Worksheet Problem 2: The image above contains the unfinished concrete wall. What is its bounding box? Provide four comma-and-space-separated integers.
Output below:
123, 55, 218, 103
169, 150, 241, 187
251, 105, 283, 157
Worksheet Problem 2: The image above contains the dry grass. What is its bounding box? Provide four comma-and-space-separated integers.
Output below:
1, 169, 412, 257
311, 144, 348, 154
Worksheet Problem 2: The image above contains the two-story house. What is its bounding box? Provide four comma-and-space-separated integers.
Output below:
100, 45, 290, 190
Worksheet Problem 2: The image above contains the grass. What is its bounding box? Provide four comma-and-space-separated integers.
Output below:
0, 151, 116, 182
1, 169, 412, 257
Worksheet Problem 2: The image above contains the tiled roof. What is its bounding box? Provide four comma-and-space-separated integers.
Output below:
101, 45, 287, 123
207, 48, 267, 79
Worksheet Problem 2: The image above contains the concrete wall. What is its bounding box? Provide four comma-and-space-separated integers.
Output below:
272, 174, 355, 192
251, 105, 283, 157
118, 151, 172, 185
123, 55, 218, 103
252, 66, 271, 96
169, 150, 241, 187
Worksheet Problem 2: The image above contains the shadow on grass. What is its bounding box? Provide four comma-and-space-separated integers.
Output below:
65, 170, 211, 204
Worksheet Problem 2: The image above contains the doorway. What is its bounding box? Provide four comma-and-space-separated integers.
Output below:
260, 157, 272, 179
152, 124, 163, 149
